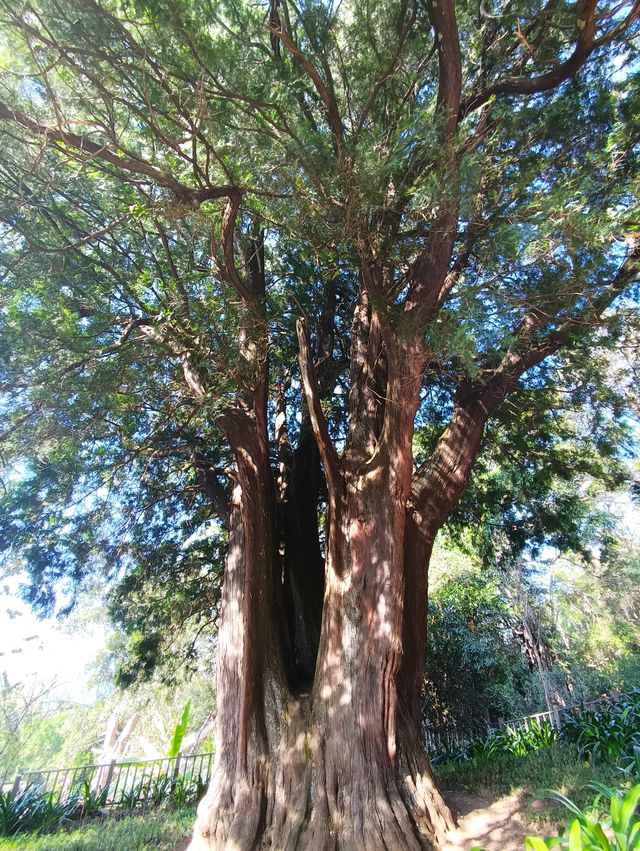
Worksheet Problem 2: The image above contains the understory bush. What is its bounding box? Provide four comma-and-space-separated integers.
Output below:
432, 717, 559, 766
525, 782, 640, 849
0, 771, 206, 837
0, 787, 78, 837
435, 692, 640, 773
561, 692, 640, 770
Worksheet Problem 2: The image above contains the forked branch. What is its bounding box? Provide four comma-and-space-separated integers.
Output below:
460, 0, 639, 118
296, 317, 343, 491
0, 101, 237, 205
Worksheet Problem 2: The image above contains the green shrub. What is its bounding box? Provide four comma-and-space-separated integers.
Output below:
116, 781, 145, 814
173, 774, 206, 808
0, 786, 78, 837
439, 718, 560, 766
72, 779, 109, 819
525, 782, 640, 849
561, 692, 640, 766
620, 742, 640, 781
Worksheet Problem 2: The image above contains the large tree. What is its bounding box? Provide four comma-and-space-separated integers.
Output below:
0, 0, 639, 847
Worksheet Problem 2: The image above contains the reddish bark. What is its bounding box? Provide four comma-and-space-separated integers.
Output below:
191, 458, 457, 850
189, 327, 464, 849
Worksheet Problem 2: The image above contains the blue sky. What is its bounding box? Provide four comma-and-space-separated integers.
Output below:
0, 573, 108, 704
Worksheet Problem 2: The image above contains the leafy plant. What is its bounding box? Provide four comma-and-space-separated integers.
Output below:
620, 741, 640, 781
117, 781, 145, 814
500, 720, 559, 757
0, 785, 78, 837
168, 701, 191, 759
0, 786, 40, 837
148, 774, 173, 808
562, 693, 640, 766
525, 782, 640, 849
73, 778, 109, 818
189, 775, 207, 804
441, 718, 559, 765
173, 774, 206, 807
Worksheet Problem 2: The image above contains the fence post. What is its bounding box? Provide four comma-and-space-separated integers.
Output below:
552, 706, 562, 729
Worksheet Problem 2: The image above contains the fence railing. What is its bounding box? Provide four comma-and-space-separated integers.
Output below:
3, 692, 627, 804
7, 751, 214, 808
422, 691, 627, 756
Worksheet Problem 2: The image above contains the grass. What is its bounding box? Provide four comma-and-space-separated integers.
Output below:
435, 745, 623, 824
0, 806, 195, 851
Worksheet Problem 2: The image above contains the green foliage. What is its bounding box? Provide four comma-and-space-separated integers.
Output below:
0, 807, 194, 850
114, 772, 205, 814
0, 0, 638, 694
0, 768, 206, 838
525, 783, 640, 850
167, 701, 191, 759
0, 787, 78, 837
620, 745, 640, 783
425, 547, 542, 727
116, 782, 145, 815
478, 720, 559, 760
436, 719, 560, 767
546, 547, 640, 696
172, 774, 206, 809
562, 694, 640, 767
72, 781, 109, 819
0, 679, 105, 780
425, 533, 640, 738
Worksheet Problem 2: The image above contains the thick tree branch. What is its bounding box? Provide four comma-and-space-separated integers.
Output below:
431, 0, 462, 141
296, 317, 343, 492
400, 0, 462, 323
219, 190, 255, 303
0, 101, 237, 204
459, 0, 637, 119
191, 450, 231, 527
412, 242, 640, 533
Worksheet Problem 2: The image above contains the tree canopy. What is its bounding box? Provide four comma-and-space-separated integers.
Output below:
1, 1, 640, 845
1, 0, 638, 675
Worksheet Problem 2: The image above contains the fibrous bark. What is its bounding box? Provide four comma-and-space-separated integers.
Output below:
189, 329, 461, 850
189, 456, 456, 850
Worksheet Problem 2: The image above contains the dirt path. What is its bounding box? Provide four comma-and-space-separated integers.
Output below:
441, 790, 539, 851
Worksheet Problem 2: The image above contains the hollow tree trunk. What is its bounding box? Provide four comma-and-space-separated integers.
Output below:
190, 468, 454, 850
190, 343, 457, 849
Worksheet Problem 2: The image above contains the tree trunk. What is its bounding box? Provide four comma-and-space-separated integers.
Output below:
190, 443, 455, 850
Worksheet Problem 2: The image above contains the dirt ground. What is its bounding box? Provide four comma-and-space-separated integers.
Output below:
441, 790, 540, 851
173, 791, 541, 850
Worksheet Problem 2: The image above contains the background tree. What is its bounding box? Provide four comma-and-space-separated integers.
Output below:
0, 0, 639, 848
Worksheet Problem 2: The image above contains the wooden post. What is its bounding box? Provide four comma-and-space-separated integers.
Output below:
10, 775, 22, 799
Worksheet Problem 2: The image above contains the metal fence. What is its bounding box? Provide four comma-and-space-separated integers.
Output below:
7, 751, 214, 808
3, 692, 627, 805
422, 691, 627, 756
